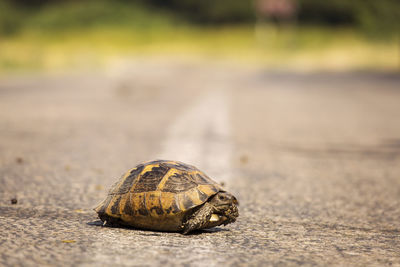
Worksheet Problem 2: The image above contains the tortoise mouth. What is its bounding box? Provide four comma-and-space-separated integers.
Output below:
203, 204, 239, 229
203, 214, 228, 228
210, 213, 227, 222
213, 204, 238, 221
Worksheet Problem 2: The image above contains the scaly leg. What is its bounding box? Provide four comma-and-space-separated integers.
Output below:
182, 202, 214, 234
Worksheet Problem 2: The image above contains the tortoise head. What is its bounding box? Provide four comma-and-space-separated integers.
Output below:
208, 191, 239, 225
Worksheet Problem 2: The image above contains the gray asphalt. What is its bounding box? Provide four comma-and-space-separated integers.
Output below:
1, 61, 400, 266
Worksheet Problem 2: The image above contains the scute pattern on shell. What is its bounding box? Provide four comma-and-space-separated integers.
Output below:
132, 164, 170, 193
94, 160, 224, 232
111, 160, 219, 194
161, 172, 197, 192
111, 164, 144, 195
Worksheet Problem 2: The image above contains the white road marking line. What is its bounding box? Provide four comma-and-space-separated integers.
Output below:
157, 90, 233, 184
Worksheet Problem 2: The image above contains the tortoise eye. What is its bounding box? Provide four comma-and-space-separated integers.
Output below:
218, 195, 226, 200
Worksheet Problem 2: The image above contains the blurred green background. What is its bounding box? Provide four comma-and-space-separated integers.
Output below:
0, 0, 398, 72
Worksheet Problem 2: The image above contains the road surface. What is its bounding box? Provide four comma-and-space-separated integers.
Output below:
1, 61, 400, 266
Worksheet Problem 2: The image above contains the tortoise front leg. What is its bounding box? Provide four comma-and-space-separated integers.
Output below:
182, 202, 214, 234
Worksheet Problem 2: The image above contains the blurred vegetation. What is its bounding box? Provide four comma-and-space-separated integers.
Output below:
0, 0, 178, 35
148, 0, 254, 24
0, 0, 24, 35
0, 0, 398, 72
149, 0, 400, 36
1, 0, 399, 34
298, 0, 399, 36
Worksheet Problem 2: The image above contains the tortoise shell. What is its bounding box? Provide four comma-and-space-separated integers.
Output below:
94, 160, 224, 231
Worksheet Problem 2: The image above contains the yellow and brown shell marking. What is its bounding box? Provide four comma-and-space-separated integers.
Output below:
94, 160, 223, 232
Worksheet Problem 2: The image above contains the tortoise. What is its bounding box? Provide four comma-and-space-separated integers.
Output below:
94, 160, 239, 234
